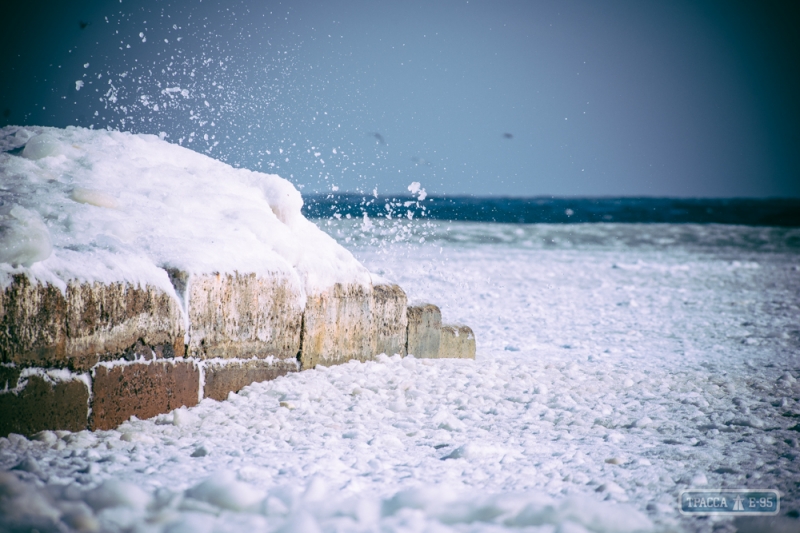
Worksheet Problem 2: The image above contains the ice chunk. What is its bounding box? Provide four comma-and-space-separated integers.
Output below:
185, 471, 264, 511
276, 511, 322, 533
21, 133, 63, 160
32, 430, 59, 446
690, 472, 708, 486
172, 406, 198, 427
11, 456, 46, 478
0, 205, 52, 267
70, 187, 119, 209
508, 495, 652, 532
162, 513, 215, 533
382, 485, 460, 516
407, 181, 427, 200
59, 501, 99, 532
444, 442, 505, 460
258, 173, 304, 225
191, 444, 210, 457
558, 522, 592, 533
0, 472, 61, 525
84, 479, 151, 511
0, 127, 33, 152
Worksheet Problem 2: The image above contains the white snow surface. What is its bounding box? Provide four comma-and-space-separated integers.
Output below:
0, 126, 370, 300
2, 220, 800, 533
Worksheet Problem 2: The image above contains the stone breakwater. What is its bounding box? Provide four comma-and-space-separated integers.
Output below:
0, 126, 475, 438
0, 273, 475, 437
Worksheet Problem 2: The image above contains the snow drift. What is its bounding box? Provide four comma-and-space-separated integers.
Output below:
0, 125, 371, 303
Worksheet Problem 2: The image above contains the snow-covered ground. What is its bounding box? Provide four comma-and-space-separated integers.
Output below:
2, 220, 799, 533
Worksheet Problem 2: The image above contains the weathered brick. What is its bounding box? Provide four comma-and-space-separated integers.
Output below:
0, 365, 21, 391
65, 280, 185, 370
202, 358, 298, 401
0, 275, 67, 366
184, 272, 303, 360
0, 374, 89, 437
439, 324, 476, 359
300, 283, 375, 368
0, 276, 184, 370
372, 284, 408, 357
90, 361, 199, 430
406, 304, 442, 358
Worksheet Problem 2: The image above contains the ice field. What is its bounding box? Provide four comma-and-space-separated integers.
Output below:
2, 220, 800, 533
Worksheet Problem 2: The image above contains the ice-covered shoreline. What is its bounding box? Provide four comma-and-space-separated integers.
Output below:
2, 126, 482, 442
2, 221, 798, 532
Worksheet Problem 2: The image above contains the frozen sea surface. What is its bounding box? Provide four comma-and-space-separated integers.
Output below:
2, 222, 799, 533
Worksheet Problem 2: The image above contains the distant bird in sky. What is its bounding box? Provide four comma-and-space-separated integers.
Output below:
503, 133, 513, 139
370, 132, 385, 145
79, 21, 90, 30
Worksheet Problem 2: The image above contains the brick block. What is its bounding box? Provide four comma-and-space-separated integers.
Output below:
406, 304, 441, 358
202, 358, 298, 401
0, 365, 21, 391
90, 361, 199, 430
0, 373, 89, 437
439, 324, 476, 359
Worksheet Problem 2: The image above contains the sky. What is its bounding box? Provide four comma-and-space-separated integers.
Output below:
1, 0, 798, 197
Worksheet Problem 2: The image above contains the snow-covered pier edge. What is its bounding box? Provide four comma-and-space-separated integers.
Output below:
0, 273, 475, 437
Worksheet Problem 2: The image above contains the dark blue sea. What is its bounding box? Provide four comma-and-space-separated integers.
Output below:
302, 194, 800, 227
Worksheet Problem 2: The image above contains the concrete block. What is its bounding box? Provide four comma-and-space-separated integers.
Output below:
300, 283, 374, 368
184, 272, 303, 361
90, 361, 199, 430
0, 275, 184, 370
439, 324, 476, 359
372, 284, 408, 357
202, 358, 298, 401
406, 304, 441, 358
0, 374, 89, 437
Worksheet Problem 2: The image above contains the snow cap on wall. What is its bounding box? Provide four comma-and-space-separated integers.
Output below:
0, 126, 371, 301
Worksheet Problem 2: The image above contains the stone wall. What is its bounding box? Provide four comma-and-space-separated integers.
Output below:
0, 372, 90, 436
439, 324, 477, 359
300, 283, 375, 369
0, 275, 184, 370
407, 304, 476, 360
372, 284, 408, 358
407, 304, 442, 359
299, 282, 409, 369
183, 272, 303, 360
201, 358, 297, 402
1, 274, 474, 437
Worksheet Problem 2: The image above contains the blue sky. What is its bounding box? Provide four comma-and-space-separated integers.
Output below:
1, 0, 798, 197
